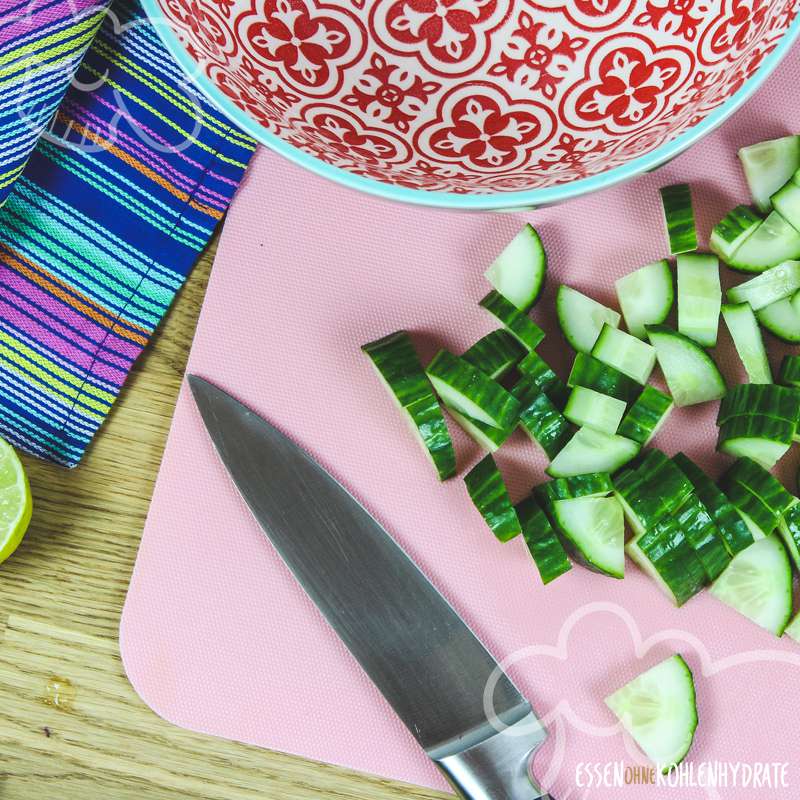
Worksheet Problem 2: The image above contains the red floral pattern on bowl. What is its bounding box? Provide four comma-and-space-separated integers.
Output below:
153, 0, 798, 196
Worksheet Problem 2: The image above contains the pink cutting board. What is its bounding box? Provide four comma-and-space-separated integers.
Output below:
121, 50, 800, 799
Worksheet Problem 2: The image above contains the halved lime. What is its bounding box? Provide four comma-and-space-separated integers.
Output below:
0, 438, 32, 564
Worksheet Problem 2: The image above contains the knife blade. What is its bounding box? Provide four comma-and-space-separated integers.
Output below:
189, 375, 552, 800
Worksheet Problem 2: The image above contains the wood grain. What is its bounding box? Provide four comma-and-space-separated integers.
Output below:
0, 233, 450, 800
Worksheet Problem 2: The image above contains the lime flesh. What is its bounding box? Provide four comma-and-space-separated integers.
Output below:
0, 438, 32, 564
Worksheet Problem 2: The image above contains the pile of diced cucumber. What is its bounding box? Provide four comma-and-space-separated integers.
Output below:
363, 136, 800, 653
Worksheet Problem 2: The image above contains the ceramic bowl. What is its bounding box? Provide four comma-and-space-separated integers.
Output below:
142, 0, 800, 209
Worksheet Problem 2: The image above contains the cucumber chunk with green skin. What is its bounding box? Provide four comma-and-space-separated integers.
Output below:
677, 253, 721, 347
646, 324, 726, 406
756, 296, 800, 342
618, 386, 673, 445
710, 536, 793, 635
553, 496, 624, 578
613, 454, 694, 536
710, 205, 762, 261
673, 494, 731, 581
722, 457, 794, 518
627, 520, 707, 606
516, 496, 572, 584
547, 427, 639, 478
591, 323, 656, 384
779, 354, 800, 386
615, 260, 673, 339
786, 612, 800, 642
464, 455, 521, 543
672, 453, 754, 555
426, 349, 521, 430
777, 499, 800, 570
605, 654, 698, 772
719, 476, 781, 538
567, 352, 641, 404
717, 416, 793, 469
726, 211, 800, 272
556, 285, 621, 353
538, 473, 614, 501
478, 291, 545, 350
484, 224, 547, 311
660, 184, 697, 254
721, 303, 772, 383
516, 353, 570, 408
739, 135, 800, 213
727, 260, 800, 310
717, 383, 800, 427
362, 331, 456, 480
462, 330, 525, 379
446, 407, 512, 452
519, 392, 573, 459
770, 178, 800, 233
563, 386, 626, 434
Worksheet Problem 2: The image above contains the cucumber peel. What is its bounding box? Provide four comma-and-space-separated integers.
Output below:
660, 184, 697, 254
710, 205, 762, 261
516, 496, 572, 584
618, 386, 673, 445
464, 455, 521, 542
462, 330, 525, 379
479, 291, 545, 350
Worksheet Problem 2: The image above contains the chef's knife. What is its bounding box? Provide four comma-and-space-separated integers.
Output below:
189, 376, 552, 800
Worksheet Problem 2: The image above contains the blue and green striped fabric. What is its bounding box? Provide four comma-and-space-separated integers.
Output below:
0, 0, 255, 465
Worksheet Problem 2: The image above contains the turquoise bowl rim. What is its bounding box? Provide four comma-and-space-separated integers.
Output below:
139, 2, 800, 210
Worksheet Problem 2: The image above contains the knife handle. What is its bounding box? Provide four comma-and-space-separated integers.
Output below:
431, 710, 551, 800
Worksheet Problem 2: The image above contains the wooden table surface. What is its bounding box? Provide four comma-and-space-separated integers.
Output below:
0, 233, 450, 800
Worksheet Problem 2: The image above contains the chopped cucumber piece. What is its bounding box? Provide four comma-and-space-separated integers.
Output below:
720, 477, 783, 539
672, 453, 754, 555
613, 452, 694, 536
615, 259, 673, 339
464, 455, 521, 543
563, 386, 626, 434
462, 330, 525, 379
552, 496, 624, 578
605, 654, 697, 771
660, 184, 697, 254
756, 296, 800, 342
646, 324, 726, 406
427, 350, 520, 430
770, 178, 800, 232
538, 473, 614, 502
779, 354, 800, 386
556, 285, 621, 353
677, 253, 721, 347
362, 332, 456, 480
446, 407, 511, 452
723, 457, 793, 518
710, 536, 793, 635
673, 494, 730, 581
739, 135, 800, 213
717, 416, 793, 469
567, 352, 640, 404
717, 383, 800, 427
728, 260, 800, 310
479, 291, 545, 350
516, 496, 572, 584
517, 351, 569, 407
710, 205, 762, 261
786, 612, 800, 642
618, 386, 672, 446
547, 427, 639, 478
592, 323, 656, 384
518, 391, 572, 459
484, 224, 547, 311
627, 520, 707, 606
777, 499, 800, 570
721, 303, 771, 383
726, 211, 800, 272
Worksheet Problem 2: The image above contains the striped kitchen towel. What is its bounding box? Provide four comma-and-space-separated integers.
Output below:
0, 0, 110, 206
0, 0, 255, 466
